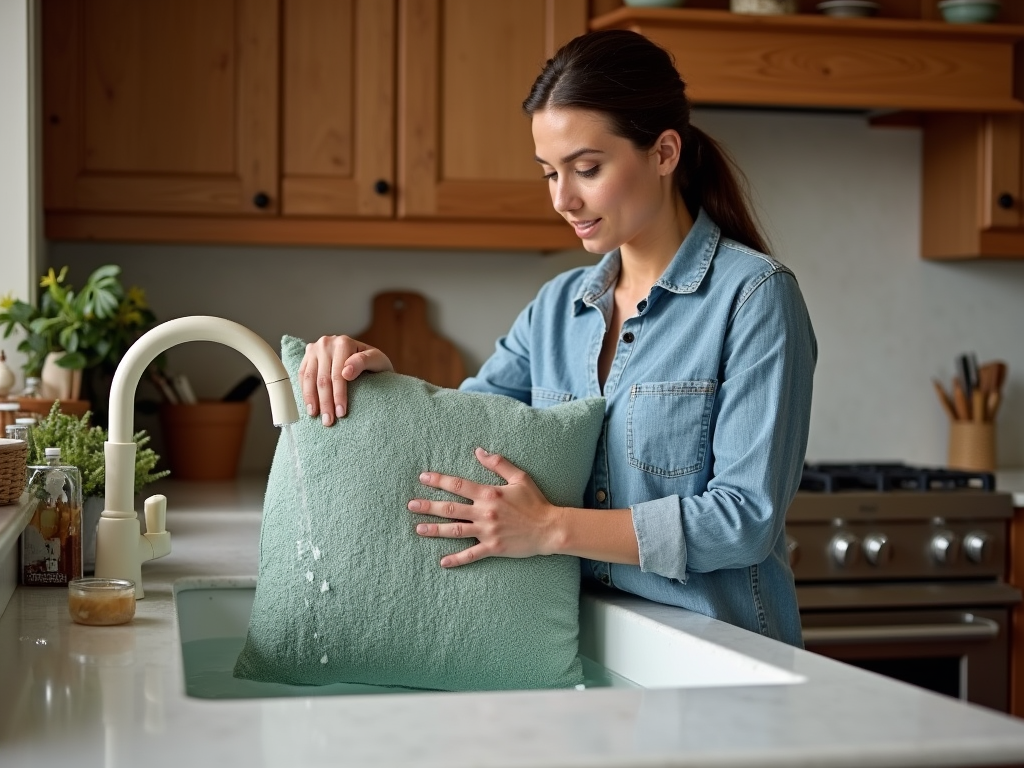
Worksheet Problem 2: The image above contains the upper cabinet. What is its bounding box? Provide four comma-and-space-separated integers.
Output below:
43, 0, 280, 216
42, 0, 587, 251
590, 2, 1024, 112
921, 113, 1024, 260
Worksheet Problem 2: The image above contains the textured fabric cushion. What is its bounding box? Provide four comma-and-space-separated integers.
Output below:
233, 336, 605, 692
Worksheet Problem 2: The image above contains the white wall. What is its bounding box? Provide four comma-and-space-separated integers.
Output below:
0, 0, 36, 382
48, 108, 1024, 474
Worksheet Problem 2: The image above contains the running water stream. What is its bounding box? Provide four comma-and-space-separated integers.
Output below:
284, 424, 330, 666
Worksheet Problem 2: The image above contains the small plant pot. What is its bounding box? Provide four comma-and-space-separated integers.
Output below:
159, 401, 251, 481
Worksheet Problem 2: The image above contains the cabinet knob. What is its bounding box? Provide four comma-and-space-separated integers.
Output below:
252, 192, 271, 209
374, 180, 391, 196
997, 193, 1015, 210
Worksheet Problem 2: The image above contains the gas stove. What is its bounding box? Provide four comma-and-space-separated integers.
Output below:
786, 462, 1019, 712
787, 463, 1010, 583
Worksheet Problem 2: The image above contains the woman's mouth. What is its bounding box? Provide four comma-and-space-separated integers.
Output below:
570, 218, 601, 238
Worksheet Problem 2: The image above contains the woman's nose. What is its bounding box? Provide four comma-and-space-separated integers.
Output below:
552, 179, 580, 214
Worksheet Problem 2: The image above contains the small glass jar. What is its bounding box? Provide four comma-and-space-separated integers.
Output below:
68, 578, 136, 625
5, 421, 30, 444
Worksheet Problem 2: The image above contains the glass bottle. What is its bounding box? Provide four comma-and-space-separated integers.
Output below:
22, 447, 83, 586
20, 376, 42, 398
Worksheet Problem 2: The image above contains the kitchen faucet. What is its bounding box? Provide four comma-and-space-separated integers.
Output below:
94, 316, 300, 598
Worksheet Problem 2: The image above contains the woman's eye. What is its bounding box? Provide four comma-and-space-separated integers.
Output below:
576, 166, 599, 179
542, 170, 557, 181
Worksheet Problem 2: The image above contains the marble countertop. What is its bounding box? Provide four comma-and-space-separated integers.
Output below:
2, 477, 1024, 768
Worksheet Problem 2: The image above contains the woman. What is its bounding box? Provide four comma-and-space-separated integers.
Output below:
299, 30, 816, 647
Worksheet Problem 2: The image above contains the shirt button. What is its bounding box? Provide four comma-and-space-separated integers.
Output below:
636, 299, 647, 313
600, 574, 611, 586
595, 489, 607, 503
622, 332, 635, 343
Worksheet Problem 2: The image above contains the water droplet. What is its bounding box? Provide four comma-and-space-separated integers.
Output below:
320, 580, 329, 593
304, 598, 310, 608
320, 654, 328, 665
35, 638, 48, 646
312, 546, 321, 561
574, 684, 586, 691
306, 571, 314, 582
313, 632, 319, 640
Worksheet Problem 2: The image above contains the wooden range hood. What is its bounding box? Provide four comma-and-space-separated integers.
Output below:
590, 7, 1024, 114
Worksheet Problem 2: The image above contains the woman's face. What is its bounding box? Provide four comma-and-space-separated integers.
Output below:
531, 107, 679, 256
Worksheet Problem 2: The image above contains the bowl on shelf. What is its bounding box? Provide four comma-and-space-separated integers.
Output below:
817, 0, 879, 17
623, 0, 685, 7
938, 0, 1000, 23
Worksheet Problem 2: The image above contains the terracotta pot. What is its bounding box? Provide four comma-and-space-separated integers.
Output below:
159, 401, 251, 481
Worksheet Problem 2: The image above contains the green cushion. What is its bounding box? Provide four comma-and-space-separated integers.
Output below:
234, 336, 605, 692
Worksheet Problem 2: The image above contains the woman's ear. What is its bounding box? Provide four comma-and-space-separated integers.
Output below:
651, 129, 682, 177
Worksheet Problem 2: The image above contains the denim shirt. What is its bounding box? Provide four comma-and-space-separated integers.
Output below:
460, 209, 817, 647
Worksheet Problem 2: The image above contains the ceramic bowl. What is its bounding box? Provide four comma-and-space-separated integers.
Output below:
937, 0, 1000, 23
817, 0, 879, 17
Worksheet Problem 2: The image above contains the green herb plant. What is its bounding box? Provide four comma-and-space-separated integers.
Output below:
27, 401, 169, 498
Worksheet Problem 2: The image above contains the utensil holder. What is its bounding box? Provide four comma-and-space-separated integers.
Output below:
0, 438, 29, 504
947, 421, 996, 472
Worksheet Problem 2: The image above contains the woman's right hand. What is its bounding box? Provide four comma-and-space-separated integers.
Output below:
299, 335, 393, 425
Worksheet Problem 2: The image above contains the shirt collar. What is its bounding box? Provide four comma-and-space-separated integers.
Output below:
573, 208, 720, 313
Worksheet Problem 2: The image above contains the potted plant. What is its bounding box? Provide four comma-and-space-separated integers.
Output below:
26, 401, 169, 573
0, 264, 157, 425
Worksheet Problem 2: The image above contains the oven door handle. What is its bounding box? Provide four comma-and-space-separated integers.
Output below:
802, 616, 1000, 645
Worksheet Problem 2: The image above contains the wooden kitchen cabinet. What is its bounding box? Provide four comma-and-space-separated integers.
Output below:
1012, 504, 1024, 718
921, 114, 1024, 260
42, 0, 586, 250
43, 0, 280, 217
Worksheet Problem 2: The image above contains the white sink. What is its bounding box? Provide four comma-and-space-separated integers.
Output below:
174, 577, 805, 698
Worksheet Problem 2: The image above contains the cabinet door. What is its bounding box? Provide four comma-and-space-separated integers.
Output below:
398, 0, 587, 221
981, 114, 1023, 231
42, 0, 279, 216
281, 0, 395, 217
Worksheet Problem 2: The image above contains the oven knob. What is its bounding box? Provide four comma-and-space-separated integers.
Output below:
930, 531, 960, 565
786, 535, 800, 567
829, 532, 860, 567
862, 534, 891, 566
963, 531, 993, 564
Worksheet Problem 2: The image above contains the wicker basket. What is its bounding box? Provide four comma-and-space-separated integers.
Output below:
0, 438, 29, 505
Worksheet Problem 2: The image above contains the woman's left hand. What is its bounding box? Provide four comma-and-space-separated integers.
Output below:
408, 448, 563, 568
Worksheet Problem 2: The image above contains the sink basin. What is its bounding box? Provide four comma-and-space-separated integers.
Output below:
174, 578, 805, 699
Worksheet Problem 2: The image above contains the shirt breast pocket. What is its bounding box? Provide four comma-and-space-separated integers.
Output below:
627, 380, 717, 477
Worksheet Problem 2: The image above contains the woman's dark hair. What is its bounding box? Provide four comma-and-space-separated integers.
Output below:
523, 30, 769, 255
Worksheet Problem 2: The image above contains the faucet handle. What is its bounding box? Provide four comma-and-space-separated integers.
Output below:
144, 494, 167, 534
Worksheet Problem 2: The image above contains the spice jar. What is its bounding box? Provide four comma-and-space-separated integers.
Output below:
21, 447, 83, 586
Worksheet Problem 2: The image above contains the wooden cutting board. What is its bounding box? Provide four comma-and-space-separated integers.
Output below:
356, 291, 466, 389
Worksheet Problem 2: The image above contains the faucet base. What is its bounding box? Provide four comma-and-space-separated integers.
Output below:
94, 516, 146, 599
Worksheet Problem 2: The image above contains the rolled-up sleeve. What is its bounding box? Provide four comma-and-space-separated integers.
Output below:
631, 270, 816, 581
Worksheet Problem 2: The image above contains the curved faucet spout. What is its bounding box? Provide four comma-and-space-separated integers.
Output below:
108, 316, 298, 444
97, 316, 300, 597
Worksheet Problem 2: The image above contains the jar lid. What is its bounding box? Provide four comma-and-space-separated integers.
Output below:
0, 403, 18, 411
14, 418, 36, 424
44, 447, 61, 458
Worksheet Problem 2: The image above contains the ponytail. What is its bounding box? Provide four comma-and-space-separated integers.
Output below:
681, 126, 770, 255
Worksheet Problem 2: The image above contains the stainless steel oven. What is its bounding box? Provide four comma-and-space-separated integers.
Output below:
787, 464, 1020, 713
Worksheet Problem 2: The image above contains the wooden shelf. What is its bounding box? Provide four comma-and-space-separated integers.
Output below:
590, 8, 1024, 112
44, 213, 582, 253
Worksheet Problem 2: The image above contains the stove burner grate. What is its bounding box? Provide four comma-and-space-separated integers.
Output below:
800, 462, 996, 493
